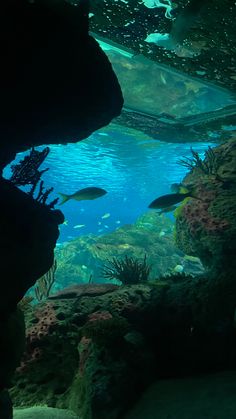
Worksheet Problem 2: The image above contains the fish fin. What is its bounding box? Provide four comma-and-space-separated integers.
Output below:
58, 193, 70, 205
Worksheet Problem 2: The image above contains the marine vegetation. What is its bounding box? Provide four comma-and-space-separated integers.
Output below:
9, 147, 59, 208
102, 254, 151, 285
178, 146, 220, 175
34, 259, 57, 301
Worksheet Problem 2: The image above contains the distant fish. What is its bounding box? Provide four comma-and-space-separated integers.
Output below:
98, 221, 102, 225
115, 220, 121, 224
160, 72, 167, 85
148, 192, 192, 209
98, 132, 109, 136
101, 213, 111, 219
73, 224, 85, 229
104, 225, 109, 229
62, 220, 68, 226
58, 187, 107, 205
98, 229, 104, 233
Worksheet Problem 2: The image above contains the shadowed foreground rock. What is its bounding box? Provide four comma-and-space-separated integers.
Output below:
0, 0, 123, 414
10, 273, 236, 419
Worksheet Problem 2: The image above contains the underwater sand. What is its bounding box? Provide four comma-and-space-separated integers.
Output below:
124, 371, 236, 419
13, 406, 79, 419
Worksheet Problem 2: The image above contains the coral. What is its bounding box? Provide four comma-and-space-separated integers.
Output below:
81, 314, 130, 347
9, 147, 59, 208
17, 303, 57, 372
102, 254, 151, 285
175, 140, 236, 270
178, 146, 220, 176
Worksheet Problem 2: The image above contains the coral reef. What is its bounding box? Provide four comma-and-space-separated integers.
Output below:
10, 271, 236, 418
175, 139, 236, 271
55, 212, 186, 288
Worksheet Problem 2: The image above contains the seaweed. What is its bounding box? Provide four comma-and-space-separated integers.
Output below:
102, 254, 151, 285
34, 259, 57, 301
178, 146, 220, 175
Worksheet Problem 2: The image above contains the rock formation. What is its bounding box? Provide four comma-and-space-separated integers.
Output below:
0, 0, 123, 416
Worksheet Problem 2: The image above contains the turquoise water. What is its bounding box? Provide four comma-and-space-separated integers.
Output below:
4, 126, 215, 243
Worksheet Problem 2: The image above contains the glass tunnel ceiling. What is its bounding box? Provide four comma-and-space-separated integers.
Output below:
89, 0, 236, 93
96, 35, 235, 119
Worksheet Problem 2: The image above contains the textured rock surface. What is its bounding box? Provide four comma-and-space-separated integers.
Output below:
55, 212, 186, 288
0, 0, 123, 410
10, 278, 236, 418
175, 139, 236, 273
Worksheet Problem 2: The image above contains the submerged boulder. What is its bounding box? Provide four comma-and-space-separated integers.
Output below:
0, 0, 123, 405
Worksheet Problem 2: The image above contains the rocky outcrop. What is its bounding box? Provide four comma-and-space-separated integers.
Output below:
175, 139, 236, 274
10, 277, 236, 418
0, 0, 123, 406
0, 0, 123, 169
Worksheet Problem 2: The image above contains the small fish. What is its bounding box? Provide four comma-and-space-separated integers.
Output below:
148, 192, 192, 209
62, 220, 68, 226
98, 221, 102, 225
160, 72, 167, 85
115, 220, 121, 224
58, 187, 107, 205
104, 225, 109, 229
98, 132, 109, 136
73, 224, 85, 229
101, 213, 111, 219
98, 229, 104, 233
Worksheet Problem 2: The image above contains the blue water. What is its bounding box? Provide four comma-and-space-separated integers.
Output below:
3, 126, 216, 243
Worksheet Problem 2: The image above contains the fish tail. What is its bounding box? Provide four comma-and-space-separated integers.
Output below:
58, 193, 70, 205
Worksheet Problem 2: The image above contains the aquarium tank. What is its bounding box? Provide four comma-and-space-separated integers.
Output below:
1, 1, 236, 418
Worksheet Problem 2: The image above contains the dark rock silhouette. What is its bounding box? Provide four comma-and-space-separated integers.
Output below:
0, 0, 123, 413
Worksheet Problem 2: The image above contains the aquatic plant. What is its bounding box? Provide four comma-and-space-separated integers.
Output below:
178, 146, 219, 175
9, 147, 59, 208
34, 259, 57, 301
102, 254, 151, 285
